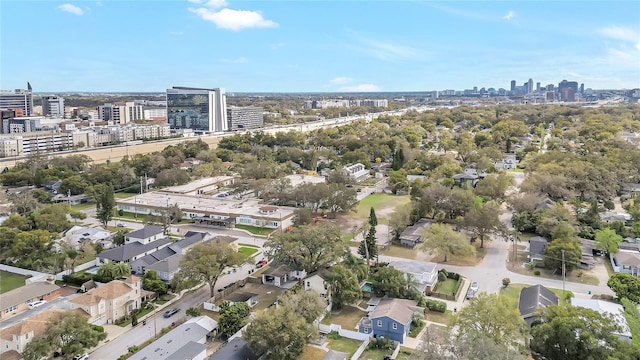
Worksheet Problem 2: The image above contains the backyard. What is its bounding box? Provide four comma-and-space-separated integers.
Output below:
320, 305, 367, 330
0, 270, 26, 294
298, 346, 327, 360
360, 347, 415, 360
326, 332, 362, 357
500, 283, 571, 306
433, 278, 459, 296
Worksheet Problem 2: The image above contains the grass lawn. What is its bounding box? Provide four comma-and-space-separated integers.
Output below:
298, 346, 327, 360
508, 251, 600, 285
234, 224, 275, 236
114, 192, 138, 199
360, 347, 415, 360
237, 243, 260, 248
433, 278, 459, 295
500, 283, 571, 306
320, 306, 367, 330
341, 234, 354, 242
409, 320, 426, 337
70, 202, 96, 211
381, 244, 418, 260
155, 293, 176, 305
238, 247, 259, 257
0, 270, 26, 294
354, 194, 411, 220
200, 308, 221, 321
426, 310, 454, 326
326, 332, 362, 356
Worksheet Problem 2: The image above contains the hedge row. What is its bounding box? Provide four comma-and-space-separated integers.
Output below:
423, 298, 447, 313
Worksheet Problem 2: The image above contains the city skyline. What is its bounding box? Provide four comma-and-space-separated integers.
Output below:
1, 1, 639, 92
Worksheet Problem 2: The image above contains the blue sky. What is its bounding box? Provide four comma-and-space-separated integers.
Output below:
1, 1, 639, 92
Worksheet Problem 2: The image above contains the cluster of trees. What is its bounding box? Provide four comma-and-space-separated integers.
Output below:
243, 290, 327, 360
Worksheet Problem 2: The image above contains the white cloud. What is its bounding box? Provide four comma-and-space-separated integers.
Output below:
348, 36, 422, 62
189, 7, 278, 31
599, 26, 639, 42
205, 0, 228, 8
187, 0, 203, 3
502, 10, 515, 21
169, 31, 184, 36
329, 77, 353, 85
58, 3, 84, 15
271, 42, 286, 49
338, 84, 381, 92
220, 57, 248, 64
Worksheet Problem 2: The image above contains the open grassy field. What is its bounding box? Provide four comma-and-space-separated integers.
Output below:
238, 247, 259, 257
320, 305, 367, 330
353, 194, 411, 220
298, 346, 327, 360
0, 270, 26, 294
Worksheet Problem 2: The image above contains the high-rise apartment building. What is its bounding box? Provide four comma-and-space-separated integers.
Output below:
0, 83, 33, 116
166, 87, 227, 133
527, 79, 534, 94
41, 96, 65, 116
227, 106, 264, 131
510, 80, 516, 92
558, 80, 578, 99
97, 102, 143, 124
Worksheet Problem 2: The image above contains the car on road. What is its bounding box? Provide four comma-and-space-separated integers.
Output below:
256, 259, 268, 268
73, 353, 89, 360
163, 308, 180, 318
28, 300, 47, 309
466, 281, 479, 299
116, 223, 125, 227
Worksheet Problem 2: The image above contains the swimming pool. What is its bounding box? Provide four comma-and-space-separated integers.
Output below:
85, 267, 100, 275
361, 282, 373, 292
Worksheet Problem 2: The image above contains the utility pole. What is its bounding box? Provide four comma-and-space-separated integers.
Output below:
561, 249, 566, 294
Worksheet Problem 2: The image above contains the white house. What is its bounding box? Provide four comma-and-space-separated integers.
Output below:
343, 163, 370, 182
571, 298, 633, 342
61, 225, 112, 250
611, 250, 640, 277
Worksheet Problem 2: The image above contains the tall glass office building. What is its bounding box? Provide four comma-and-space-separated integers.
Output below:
166, 87, 227, 133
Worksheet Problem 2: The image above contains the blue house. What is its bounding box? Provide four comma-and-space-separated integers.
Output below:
358, 298, 424, 344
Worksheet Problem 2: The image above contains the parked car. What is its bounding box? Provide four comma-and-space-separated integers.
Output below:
28, 300, 47, 309
163, 308, 180, 318
116, 223, 125, 227
73, 353, 89, 360
256, 259, 268, 268
466, 281, 479, 300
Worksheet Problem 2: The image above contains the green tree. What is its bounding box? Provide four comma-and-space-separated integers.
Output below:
22, 311, 106, 360
265, 222, 345, 273
543, 239, 582, 274
358, 208, 379, 265
594, 227, 622, 255
421, 223, 475, 262
95, 183, 115, 227
453, 293, 525, 352
463, 200, 505, 248
324, 183, 358, 217
96, 262, 130, 279
370, 266, 416, 299
175, 242, 247, 297
326, 265, 362, 310
607, 273, 640, 303
142, 270, 168, 296
279, 289, 327, 324
219, 302, 251, 338
530, 304, 637, 360
244, 307, 315, 360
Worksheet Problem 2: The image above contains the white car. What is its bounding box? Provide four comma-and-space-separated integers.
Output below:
466, 281, 479, 300
28, 300, 47, 309
73, 353, 89, 360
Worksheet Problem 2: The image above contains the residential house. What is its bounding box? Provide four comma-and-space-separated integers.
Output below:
571, 298, 633, 342
209, 338, 259, 360
129, 231, 210, 280
386, 260, 439, 293
610, 250, 640, 276
69, 275, 145, 325
600, 211, 632, 225
225, 292, 259, 308
125, 225, 165, 245
452, 169, 485, 188
130, 316, 218, 360
61, 225, 112, 250
358, 298, 424, 344
343, 163, 370, 182
304, 270, 330, 300
495, 154, 518, 170
621, 183, 640, 199
0, 282, 61, 320
398, 219, 432, 248
0, 309, 72, 356
518, 284, 559, 327
53, 194, 87, 205
97, 237, 172, 264
528, 236, 549, 266
261, 264, 307, 288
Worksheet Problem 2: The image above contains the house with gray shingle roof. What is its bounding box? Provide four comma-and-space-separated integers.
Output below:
125, 225, 165, 245
97, 237, 173, 264
518, 284, 558, 327
358, 298, 424, 343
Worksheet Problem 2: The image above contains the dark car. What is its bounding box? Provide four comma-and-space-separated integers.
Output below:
163, 307, 180, 318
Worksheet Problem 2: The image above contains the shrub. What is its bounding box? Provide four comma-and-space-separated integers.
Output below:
423, 299, 447, 313
562, 291, 574, 302
186, 307, 201, 317
502, 278, 511, 288
128, 345, 139, 353
118, 209, 124, 216
447, 272, 460, 281
90, 324, 105, 333
534, 270, 541, 276
367, 337, 394, 350
438, 272, 447, 282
